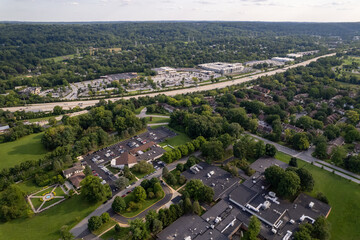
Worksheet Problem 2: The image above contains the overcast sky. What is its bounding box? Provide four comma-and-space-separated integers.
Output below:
0, 0, 359, 22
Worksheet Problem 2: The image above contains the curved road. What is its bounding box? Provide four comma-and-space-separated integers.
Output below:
1, 53, 335, 113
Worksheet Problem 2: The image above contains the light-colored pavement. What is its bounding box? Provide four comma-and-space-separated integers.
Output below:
2, 53, 336, 113
247, 132, 360, 184
70, 151, 200, 238
136, 107, 170, 119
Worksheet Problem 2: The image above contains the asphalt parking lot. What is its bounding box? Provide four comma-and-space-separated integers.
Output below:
82, 127, 176, 193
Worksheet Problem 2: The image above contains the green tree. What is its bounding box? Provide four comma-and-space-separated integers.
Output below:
60, 225, 74, 240
0, 185, 28, 221
314, 141, 328, 159
115, 176, 130, 190
84, 165, 92, 176
295, 168, 314, 192
184, 197, 193, 213
81, 176, 111, 202
346, 110, 360, 125
129, 218, 149, 240
265, 144, 277, 157
243, 216, 261, 240
101, 212, 110, 223
112, 196, 126, 213
289, 157, 298, 167
88, 216, 102, 231
201, 140, 224, 163
193, 200, 201, 215
277, 171, 301, 198
133, 186, 147, 202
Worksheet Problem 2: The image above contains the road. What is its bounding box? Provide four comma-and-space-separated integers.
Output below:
246, 133, 360, 184
136, 107, 170, 119
1, 53, 335, 113
70, 151, 200, 238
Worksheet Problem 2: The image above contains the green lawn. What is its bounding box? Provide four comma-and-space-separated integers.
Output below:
134, 106, 145, 114
145, 117, 170, 124
53, 186, 66, 197
119, 191, 164, 218
100, 226, 130, 240
42, 198, 64, 209
0, 132, 48, 169
0, 195, 102, 240
30, 198, 43, 210
130, 168, 155, 179
45, 54, 76, 62
93, 219, 117, 236
24, 115, 59, 123
158, 127, 191, 148
17, 180, 43, 195
275, 152, 360, 240
34, 187, 53, 197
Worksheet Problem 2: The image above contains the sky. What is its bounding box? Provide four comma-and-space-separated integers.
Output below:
0, 0, 359, 22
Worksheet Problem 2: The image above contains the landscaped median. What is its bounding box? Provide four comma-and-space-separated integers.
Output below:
118, 189, 164, 218
112, 179, 165, 219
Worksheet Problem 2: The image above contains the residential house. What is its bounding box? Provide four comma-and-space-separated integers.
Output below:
63, 162, 84, 179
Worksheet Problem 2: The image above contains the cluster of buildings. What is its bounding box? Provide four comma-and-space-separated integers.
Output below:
286, 50, 319, 59
158, 158, 331, 240
62, 162, 85, 189
198, 62, 245, 75
16, 86, 42, 96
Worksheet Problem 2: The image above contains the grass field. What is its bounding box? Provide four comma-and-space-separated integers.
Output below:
31, 198, 43, 210
17, 180, 44, 195
158, 126, 191, 148
93, 219, 117, 236
100, 226, 130, 240
25, 115, 59, 123
131, 168, 155, 179
0, 132, 48, 169
134, 106, 145, 114
45, 54, 76, 62
0, 195, 101, 240
119, 191, 164, 218
53, 186, 66, 197
145, 117, 170, 124
275, 152, 360, 240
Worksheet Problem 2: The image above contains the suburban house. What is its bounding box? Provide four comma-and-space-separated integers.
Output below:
63, 162, 85, 189
252, 85, 271, 94
110, 152, 137, 169
69, 172, 85, 189
62, 162, 84, 178
159, 103, 176, 113
327, 136, 345, 155
0, 125, 10, 134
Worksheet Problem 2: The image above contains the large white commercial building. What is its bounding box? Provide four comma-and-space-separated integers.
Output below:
198, 62, 244, 74
271, 57, 294, 63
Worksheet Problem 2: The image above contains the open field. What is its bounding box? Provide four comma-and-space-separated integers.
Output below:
158, 127, 191, 148
0, 195, 101, 240
0, 132, 48, 169
145, 117, 170, 124
275, 152, 360, 240
17, 180, 43, 195
45, 54, 76, 62
134, 106, 145, 114
119, 191, 164, 218
100, 226, 130, 240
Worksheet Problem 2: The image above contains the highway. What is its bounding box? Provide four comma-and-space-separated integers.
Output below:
1, 53, 335, 113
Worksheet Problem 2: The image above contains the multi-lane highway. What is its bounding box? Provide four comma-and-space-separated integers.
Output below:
1, 53, 336, 113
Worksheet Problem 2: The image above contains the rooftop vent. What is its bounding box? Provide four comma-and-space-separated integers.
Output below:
309, 202, 314, 208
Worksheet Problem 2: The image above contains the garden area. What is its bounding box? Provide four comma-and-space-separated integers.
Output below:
0, 132, 48, 169
275, 151, 360, 240
27, 184, 67, 213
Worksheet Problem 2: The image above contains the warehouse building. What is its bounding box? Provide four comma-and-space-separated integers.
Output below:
198, 62, 244, 74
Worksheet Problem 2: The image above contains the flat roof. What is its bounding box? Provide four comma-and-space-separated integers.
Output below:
182, 162, 240, 200
249, 157, 288, 174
